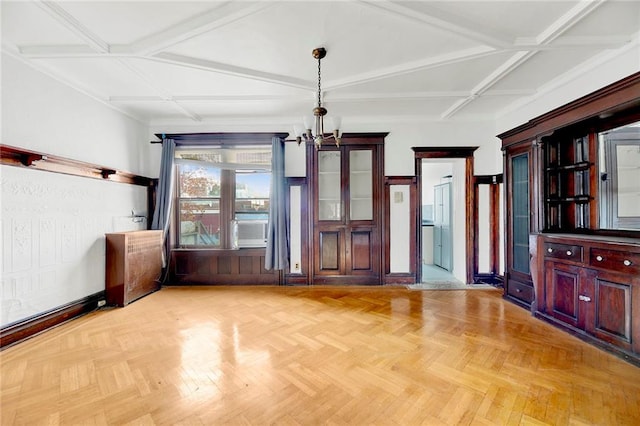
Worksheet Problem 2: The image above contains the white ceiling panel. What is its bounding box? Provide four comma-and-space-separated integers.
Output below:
1, 1, 86, 45
452, 94, 524, 119
2, 0, 639, 125
124, 58, 312, 97
557, 0, 640, 38
398, 0, 580, 40
490, 48, 604, 91
58, 1, 221, 45
335, 51, 515, 94
31, 57, 163, 98
175, 98, 308, 118
168, 1, 477, 81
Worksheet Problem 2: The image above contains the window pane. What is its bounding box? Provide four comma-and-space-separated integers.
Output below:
175, 144, 272, 249
235, 172, 271, 220
178, 163, 220, 198
179, 199, 221, 246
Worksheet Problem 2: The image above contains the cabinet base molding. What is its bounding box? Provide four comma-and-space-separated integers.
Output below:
534, 311, 640, 368
0, 291, 104, 349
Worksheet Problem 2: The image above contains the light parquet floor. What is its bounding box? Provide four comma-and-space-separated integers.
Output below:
2, 286, 640, 425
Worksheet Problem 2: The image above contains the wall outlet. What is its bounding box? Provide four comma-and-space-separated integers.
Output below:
97, 300, 106, 308
295, 262, 300, 270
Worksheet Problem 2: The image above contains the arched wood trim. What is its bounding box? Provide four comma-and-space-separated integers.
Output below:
413, 147, 479, 284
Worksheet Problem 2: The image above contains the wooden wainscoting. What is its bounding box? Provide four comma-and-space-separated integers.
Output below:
169, 249, 281, 285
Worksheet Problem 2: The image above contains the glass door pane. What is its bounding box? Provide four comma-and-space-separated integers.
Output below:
318, 151, 342, 221
512, 153, 530, 274
350, 150, 372, 220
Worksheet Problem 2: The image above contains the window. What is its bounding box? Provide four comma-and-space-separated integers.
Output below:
176, 145, 272, 248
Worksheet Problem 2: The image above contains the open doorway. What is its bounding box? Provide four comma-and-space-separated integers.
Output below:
413, 147, 478, 284
421, 159, 462, 283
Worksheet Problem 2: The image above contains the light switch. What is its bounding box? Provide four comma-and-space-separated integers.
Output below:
394, 191, 403, 203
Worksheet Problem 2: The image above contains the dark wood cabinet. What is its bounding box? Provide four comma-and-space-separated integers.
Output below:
308, 134, 385, 285
534, 234, 640, 360
500, 72, 640, 364
105, 230, 163, 306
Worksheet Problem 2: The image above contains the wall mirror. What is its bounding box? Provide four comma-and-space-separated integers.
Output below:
599, 121, 640, 230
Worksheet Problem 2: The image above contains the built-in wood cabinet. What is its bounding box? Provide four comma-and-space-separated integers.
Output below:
534, 234, 640, 361
308, 134, 386, 285
500, 72, 640, 364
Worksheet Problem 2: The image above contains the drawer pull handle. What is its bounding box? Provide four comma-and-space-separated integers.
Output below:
624, 260, 632, 266
579, 295, 592, 303
515, 288, 522, 293
596, 255, 603, 262
547, 248, 553, 253
566, 250, 572, 256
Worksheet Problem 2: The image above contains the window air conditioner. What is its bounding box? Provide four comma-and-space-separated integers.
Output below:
232, 220, 269, 248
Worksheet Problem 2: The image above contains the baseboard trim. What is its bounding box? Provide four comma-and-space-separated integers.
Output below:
0, 291, 104, 349
385, 274, 416, 285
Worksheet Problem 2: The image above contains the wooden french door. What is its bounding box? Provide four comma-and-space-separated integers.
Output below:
309, 134, 385, 285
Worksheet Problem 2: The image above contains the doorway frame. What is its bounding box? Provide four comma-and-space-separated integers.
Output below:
413, 147, 478, 284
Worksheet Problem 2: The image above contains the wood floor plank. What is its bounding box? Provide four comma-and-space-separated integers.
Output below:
2, 286, 640, 425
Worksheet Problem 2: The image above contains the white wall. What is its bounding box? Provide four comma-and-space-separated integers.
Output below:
1, 53, 150, 326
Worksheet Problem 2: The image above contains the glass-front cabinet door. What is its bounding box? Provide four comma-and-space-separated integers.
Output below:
349, 150, 373, 221
318, 150, 342, 221
309, 136, 385, 285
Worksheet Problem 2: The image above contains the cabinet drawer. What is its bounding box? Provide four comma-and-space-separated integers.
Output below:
589, 249, 640, 275
507, 280, 534, 304
544, 242, 583, 262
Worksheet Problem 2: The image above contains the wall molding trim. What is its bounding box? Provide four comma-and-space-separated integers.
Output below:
1, 144, 155, 187
0, 291, 104, 349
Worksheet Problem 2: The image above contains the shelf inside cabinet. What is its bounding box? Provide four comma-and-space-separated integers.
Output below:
546, 161, 591, 172
546, 195, 591, 204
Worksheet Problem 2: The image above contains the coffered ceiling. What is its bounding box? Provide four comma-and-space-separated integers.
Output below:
2, 1, 639, 126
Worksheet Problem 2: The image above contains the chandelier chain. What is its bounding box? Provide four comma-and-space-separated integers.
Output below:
317, 56, 322, 107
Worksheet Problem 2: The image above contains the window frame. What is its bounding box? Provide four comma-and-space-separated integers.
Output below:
162, 133, 287, 250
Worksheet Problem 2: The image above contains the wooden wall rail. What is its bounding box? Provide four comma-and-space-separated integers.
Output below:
1, 144, 157, 348
0, 144, 155, 187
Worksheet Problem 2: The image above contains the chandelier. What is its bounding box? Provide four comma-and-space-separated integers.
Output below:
293, 47, 341, 149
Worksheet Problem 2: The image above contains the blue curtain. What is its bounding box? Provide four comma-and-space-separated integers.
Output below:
151, 138, 176, 268
265, 137, 289, 270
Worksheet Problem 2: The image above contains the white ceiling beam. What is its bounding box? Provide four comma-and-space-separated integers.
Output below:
442, 0, 608, 119
358, 0, 511, 48
34, 1, 109, 53
108, 89, 535, 104
150, 52, 314, 91
514, 35, 631, 49
18, 45, 110, 58
326, 46, 497, 91
129, 1, 274, 56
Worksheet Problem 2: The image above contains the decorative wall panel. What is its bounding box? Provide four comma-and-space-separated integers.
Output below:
1, 166, 147, 326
